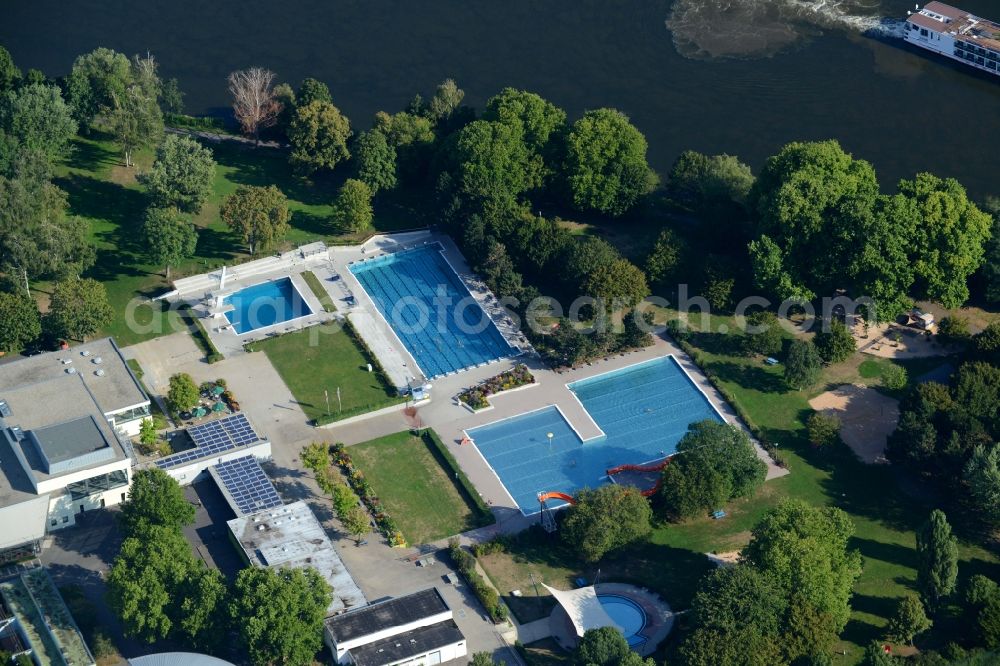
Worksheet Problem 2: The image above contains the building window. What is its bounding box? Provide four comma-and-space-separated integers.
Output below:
920, 28, 928, 36
61, 516, 69, 524
50, 519, 58, 527
109, 404, 151, 425
67, 469, 129, 500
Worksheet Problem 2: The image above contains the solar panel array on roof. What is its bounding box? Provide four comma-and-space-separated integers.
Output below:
212, 455, 282, 515
155, 413, 261, 470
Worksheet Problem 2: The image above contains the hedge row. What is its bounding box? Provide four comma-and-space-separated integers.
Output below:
448, 538, 508, 623
330, 443, 407, 547
421, 430, 494, 528
179, 306, 224, 364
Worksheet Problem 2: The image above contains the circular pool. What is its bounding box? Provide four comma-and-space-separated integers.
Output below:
598, 594, 646, 643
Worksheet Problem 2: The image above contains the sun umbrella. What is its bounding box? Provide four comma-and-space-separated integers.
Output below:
193, 407, 207, 418
212, 385, 225, 396
213, 401, 226, 412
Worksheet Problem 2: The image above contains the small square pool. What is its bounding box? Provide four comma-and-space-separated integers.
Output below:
224, 277, 313, 334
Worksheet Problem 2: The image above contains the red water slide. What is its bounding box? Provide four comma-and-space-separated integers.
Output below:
537, 491, 577, 505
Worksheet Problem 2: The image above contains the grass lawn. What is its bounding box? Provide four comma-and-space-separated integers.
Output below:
48, 130, 428, 347
477, 309, 998, 662
253, 325, 402, 422
349, 431, 484, 544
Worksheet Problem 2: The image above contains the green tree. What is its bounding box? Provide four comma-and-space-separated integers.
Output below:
743, 500, 863, 635
178, 567, 228, 649
332, 178, 374, 233
916, 509, 958, 608
937, 315, 971, 345
564, 108, 651, 216
139, 134, 216, 213
119, 467, 196, 535
747, 140, 880, 302
106, 525, 198, 642
0, 83, 77, 160
814, 320, 856, 364
742, 310, 783, 357
881, 364, 908, 391
342, 504, 370, 542
105, 82, 163, 167
66, 47, 132, 128
644, 228, 685, 291
903, 173, 993, 308
287, 100, 352, 175
353, 129, 397, 193
965, 445, 1000, 525
561, 485, 652, 562
668, 150, 754, 207
575, 626, 652, 666
0, 291, 41, 353
660, 420, 767, 519
450, 119, 538, 200
683, 565, 787, 660
470, 653, 505, 666
887, 595, 932, 645
159, 77, 184, 114
231, 567, 331, 666
807, 412, 841, 448
785, 340, 822, 390
143, 206, 198, 279
0, 46, 21, 92
973, 321, 1000, 366
483, 88, 566, 167
581, 257, 649, 310
0, 176, 95, 291
138, 418, 158, 449
862, 641, 898, 666
296, 77, 331, 107
167, 372, 200, 414
427, 78, 465, 122
220, 185, 290, 255
48, 277, 113, 341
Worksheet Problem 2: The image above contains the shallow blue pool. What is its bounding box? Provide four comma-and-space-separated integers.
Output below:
467, 356, 723, 513
224, 278, 312, 334
349, 245, 514, 378
599, 595, 647, 646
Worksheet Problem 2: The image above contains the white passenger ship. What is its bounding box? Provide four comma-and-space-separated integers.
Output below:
905, 2, 1000, 77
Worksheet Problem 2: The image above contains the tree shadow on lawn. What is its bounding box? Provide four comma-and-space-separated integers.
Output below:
689, 329, 744, 357
842, 612, 887, 648
57, 174, 147, 247
706, 360, 787, 394
209, 141, 335, 206
194, 226, 242, 263
291, 209, 332, 237
849, 537, 920, 576
64, 136, 119, 173
86, 247, 153, 283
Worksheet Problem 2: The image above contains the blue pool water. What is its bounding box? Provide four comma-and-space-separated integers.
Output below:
599, 595, 646, 647
467, 356, 723, 513
349, 245, 514, 378
224, 278, 312, 334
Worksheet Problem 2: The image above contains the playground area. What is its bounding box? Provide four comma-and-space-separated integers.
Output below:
808, 384, 900, 464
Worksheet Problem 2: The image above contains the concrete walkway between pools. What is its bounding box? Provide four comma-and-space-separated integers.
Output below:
320, 330, 789, 525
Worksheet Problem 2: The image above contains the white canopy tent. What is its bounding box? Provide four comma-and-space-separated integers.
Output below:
543, 584, 618, 638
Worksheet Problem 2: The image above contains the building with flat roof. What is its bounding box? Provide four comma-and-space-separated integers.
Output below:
0, 567, 95, 666
227, 500, 367, 616
0, 339, 150, 436
0, 343, 145, 551
323, 589, 467, 666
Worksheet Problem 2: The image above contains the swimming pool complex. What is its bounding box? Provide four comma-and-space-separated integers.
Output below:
599, 595, 647, 647
224, 277, 313, 334
467, 356, 724, 513
349, 245, 514, 378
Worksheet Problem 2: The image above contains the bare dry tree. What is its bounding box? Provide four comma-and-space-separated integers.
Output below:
227, 67, 280, 145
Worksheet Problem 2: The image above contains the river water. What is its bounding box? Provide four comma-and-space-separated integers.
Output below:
2, 0, 998, 197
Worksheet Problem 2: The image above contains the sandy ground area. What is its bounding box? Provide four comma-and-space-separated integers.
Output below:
809, 384, 900, 464
705, 551, 741, 568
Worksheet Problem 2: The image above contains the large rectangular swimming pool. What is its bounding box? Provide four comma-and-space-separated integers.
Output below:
224, 277, 313, 334
467, 356, 724, 513
349, 245, 514, 378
